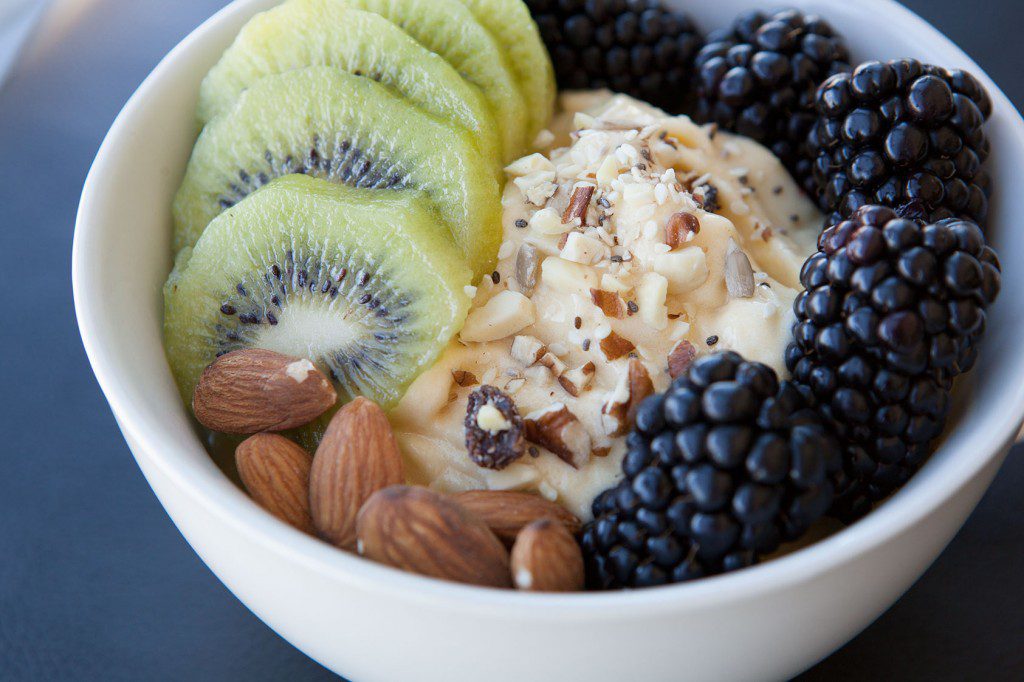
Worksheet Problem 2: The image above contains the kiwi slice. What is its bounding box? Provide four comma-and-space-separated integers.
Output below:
455, 0, 556, 146
165, 174, 472, 424
196, 0, 500, 163
173, 67, 501, 277
338, 0, 527, 161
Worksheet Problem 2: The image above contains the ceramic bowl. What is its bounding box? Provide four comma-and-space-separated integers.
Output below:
73, 0, 1024, 679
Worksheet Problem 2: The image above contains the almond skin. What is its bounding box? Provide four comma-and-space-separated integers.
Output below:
357, 486, 511, 588
452, 490, 582, 547
192, 348, 336, 434
309, 397, 404, 550
510, 518, 585, 592
235, 433, 314, 534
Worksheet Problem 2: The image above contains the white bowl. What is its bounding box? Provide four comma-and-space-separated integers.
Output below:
72, 0, 1024, 679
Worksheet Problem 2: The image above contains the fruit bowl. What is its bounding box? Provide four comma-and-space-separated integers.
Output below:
72, 0, 1024, 679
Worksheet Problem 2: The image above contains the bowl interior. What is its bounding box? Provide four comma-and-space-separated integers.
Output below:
74, 0, 1024, 611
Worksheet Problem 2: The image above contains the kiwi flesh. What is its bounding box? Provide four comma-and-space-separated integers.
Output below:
164, 174, 472, 423
196, 0, 500, 163
173, 67, 502, 278
338, 0, 527, 161
455, 0, 556, 146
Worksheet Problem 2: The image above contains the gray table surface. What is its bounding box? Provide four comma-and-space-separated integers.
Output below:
1, 1, 1022, 679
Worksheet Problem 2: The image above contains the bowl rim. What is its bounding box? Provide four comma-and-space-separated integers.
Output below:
73, 0, 1024, 619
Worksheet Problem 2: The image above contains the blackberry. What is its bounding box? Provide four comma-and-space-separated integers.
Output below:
580, 352, 842, 589
692, 8, 849, 185
789, 205, 1000, 384
826, 371, 953, 522
808, 59, 993, 227
786, 205, 1000, 519
526, 0, 703, 110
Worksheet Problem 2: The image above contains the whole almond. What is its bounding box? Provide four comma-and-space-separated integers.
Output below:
357, 486, 511, 588
452, 490, 582, 547
235, 433, 314, 534
510, 518, 585, 592
192, 348, 336, 434
309, 397, 404, 550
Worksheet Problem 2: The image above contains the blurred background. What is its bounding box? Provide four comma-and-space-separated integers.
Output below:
0, 0, 1021, 679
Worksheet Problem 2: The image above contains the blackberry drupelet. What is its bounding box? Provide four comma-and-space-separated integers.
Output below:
526, 0, 703, 110
808, 59, 993, 227
786, 205, 1000, 520
692, 8, 849, 186
580, 352, 842, 589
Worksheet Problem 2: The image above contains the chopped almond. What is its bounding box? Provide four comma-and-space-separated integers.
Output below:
451, 369, 479, 387
562, 184, 596, 224
600, 358, 654, 436
511, 335, 547, 366
524, 404, 591, 468
558, 362, 596, 397
667, 340, 697, 379
665, 211, 700, 249
589, 288, 626, 319
599, 330, 635, 360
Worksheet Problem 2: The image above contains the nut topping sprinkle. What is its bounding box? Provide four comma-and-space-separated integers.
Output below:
558, 362, 596, 397
562, 183, 596, 224
665, 211, 700, 249
667, 340, 697, 379
524, 403, 592, 469
451, 369, 478, 387
589, 288, 626, 319
600, 358, 654, 436
599, 330, 635, 360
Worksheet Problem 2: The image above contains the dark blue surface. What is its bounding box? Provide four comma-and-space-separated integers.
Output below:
0, 1, 1021, 679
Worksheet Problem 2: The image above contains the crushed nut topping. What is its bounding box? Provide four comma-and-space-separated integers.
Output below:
692, 182, 720, 212
511, 335, 546, 366
464, 385, 525, 470
451, 369, 478, 387
600, 358, 654, 436
558, 361, 596, 397
599, 331, 635, 360
667, 340, 697, 379
562, 184, 596, 224
537, 351, 566, 377
524, 403, 592, 469
589, 288, 626, 319
665, 211, 700, 249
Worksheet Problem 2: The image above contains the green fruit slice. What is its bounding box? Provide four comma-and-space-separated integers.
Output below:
196, 0, 500, 163
455, 0, 555, 146
173, 66, 501, 278
338, 0, 527, 161
164, 174, 472, 424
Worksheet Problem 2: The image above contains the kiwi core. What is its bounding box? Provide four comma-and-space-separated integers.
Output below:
252, 298, 365, 361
